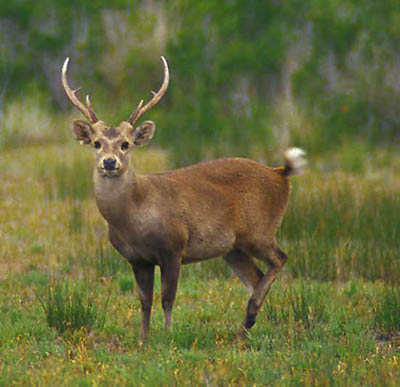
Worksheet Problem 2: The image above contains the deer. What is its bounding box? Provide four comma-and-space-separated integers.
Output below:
61, 56, 306, 340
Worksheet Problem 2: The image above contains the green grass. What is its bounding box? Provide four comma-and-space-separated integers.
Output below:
0, 276, 398, 385
36, 280, 109, 334
280, 169, 400, 281
94, 245, 131, 279
0, 144, 399, 385
374, 286, 400, 335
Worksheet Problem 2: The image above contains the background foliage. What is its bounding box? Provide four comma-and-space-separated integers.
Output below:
1, 0, 399, 162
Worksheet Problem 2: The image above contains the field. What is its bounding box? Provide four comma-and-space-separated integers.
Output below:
0, 144, 399, 385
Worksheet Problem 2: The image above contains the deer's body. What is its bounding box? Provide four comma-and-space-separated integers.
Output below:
95, 157, 289, 266
61, 56, 306, 339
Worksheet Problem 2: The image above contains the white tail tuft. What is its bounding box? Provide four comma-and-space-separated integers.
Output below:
283, 147, 307, 176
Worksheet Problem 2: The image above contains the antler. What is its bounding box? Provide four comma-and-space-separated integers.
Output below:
128, 56, 169, 126
61, 57, 98, 123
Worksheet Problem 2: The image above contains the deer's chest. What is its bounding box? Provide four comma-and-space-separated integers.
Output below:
107, 206, 186, 265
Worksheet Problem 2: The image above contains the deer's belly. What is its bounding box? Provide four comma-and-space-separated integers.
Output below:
111, 210, 236, 264
182, 227, 235, 262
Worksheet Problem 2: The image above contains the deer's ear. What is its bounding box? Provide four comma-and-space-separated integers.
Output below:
73, 120, 93, 144
132, 120, 156, 146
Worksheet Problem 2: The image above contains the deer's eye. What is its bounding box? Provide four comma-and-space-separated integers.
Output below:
121, 142, 129, 151
94, 141, 101, 149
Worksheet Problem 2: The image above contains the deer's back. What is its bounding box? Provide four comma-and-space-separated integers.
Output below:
145, 157, 290, 261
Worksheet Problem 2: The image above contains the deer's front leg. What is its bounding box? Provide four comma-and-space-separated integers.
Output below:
131, 262, 155, 340
160, 257, 182, 329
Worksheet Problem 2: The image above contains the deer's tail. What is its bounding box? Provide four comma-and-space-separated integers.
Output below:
280, 147, 307, 177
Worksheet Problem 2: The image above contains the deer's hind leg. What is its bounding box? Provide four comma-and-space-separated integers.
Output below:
223, 249, 264, 294
240, 243, 287, 334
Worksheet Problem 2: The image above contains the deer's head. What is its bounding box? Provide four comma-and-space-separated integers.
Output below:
62, 57, 169, 177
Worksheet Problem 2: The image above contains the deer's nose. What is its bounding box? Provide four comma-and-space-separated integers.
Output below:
103, 158, 117, 170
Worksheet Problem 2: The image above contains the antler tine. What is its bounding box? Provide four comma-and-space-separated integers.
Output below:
127, 99, 144, 125
128, 56, 170, 125
84, 94, 99, 123
61, 57, 98, 123
86, 94, 91, 108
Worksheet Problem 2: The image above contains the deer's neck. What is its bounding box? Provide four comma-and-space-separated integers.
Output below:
93, 169, 142, 226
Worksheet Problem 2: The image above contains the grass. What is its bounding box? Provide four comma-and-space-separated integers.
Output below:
281, 167, 400, 281
0, 97, 69, 150
94, 245, 131, 279
36, 280, 109, 334
0, 143, 399, 385
374, 286, 400, 335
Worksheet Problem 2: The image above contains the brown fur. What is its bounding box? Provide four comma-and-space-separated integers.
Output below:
103, 127, 120, 139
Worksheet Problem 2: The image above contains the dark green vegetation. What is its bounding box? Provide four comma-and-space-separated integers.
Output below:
0, 146, 399, 385
1, 1, 399, 385
37, 281, 109, 334
1, 0, 399, 162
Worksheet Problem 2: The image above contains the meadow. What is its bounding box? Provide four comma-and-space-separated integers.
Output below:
0, 141, 399, 385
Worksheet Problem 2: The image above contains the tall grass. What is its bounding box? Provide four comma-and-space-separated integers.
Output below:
36, 148, 93, 201
36, 280, 109, 334
263, 281, 329, 327
0, 97, 68, 150
95, 244, 131, 279
373, 286, 400, 334
280, 168, 400, 282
